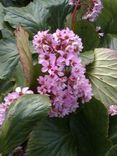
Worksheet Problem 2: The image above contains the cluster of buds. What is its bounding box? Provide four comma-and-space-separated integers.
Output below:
33, 28, 92, 117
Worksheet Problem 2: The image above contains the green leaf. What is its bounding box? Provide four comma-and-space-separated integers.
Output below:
27, 98, 110, 156
0, 79, 15, 98
1, 28, 14, 39
87, 48, 117, 106
95, 0, 117, 50
70, 98, 111, 156
0, 3, 4, 30
4, 0, 71, 35
109, 116, 117, 145
96, 0, 117, 34
80, 50, 94, 66
103, 0, 117, 15
0, 94, 51, 155
28, 117, 78, 156
75, 21, 99, 51
106, 145, 117, 156
95, 7, 113, 33
4, 1, 49, 35
101, 34, 117, 50
46, 0, 71, 31
0, 39, 19, 80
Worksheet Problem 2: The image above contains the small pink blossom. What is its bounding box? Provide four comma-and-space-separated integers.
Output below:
109, 105, 117, 116
0, 87, 33, 126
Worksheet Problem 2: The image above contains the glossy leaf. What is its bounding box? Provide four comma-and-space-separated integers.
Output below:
46, 0, 71, 31
4, 0, 70, 35
0, 94, 51, 155
96, 0, 117, 50
4, 1, 49, 34
75, 21, 99, 51
0, 39, 19, 80
27, 98, 110, 156
0, 79, 15, 98
87, 48, 117, 106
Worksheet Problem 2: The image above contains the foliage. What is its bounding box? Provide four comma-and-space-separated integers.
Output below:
0, 0, 117, 156
0, 94, 50, 155
27, 99, 111, 156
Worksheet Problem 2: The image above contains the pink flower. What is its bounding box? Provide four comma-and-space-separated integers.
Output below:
82, 0, 103, 22
109, 105, 117, 116
69, 0, 103, 22
33, 28, 92, 117
0, 87, 33, 126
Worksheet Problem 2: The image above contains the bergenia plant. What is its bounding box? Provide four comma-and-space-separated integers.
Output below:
0, 0, 117, 156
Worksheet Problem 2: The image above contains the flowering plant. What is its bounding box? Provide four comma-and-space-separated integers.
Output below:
0, 0, 117, 156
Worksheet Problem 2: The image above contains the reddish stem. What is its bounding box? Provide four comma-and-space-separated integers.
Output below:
71, 0, 80, 31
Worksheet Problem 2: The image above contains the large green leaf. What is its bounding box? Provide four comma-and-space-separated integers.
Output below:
4, 1, 49, 35
46, 0, 71, 31
34, 0, 71, 31
4, 0, 70, 35
75, 21, 99, 51
70, 99, 111, 156
0, 94, 51, 155
96, 0, 117, 34
96, 0, 117, 50
104, 0, 117, 14
105, 145, 117, 156
0, 39, 19, 80
109, 116, 117, 145
27, 98, 110, 156
0, 79, 15, 100
87, 48, 117, 106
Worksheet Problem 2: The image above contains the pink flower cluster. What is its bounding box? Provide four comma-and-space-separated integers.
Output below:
33, 28, 92, 117
109, 105, 117, 116
82, 0, 103, 21
0, 87, 33, 126
69, 0, 103, 22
